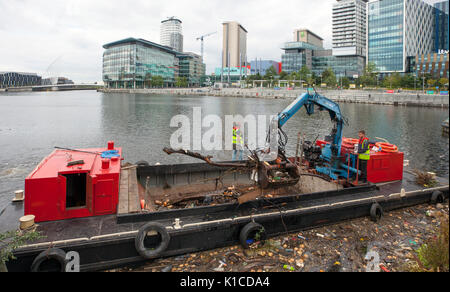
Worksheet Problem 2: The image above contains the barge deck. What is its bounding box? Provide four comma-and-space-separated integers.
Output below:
2, 163, 448, 272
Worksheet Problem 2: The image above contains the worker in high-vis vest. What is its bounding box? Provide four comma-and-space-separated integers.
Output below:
355, 130, 370, 182
232, 123, 244, 161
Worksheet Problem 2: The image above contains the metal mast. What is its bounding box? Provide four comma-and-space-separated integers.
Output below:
196, 32, 217, 61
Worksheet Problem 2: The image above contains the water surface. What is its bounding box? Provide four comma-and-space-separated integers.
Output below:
0, 91, 448, 212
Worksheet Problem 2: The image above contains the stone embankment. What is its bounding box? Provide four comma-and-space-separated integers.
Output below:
98, 87, 449, 108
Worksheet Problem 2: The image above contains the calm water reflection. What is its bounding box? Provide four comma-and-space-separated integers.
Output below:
0, 91, 448, 210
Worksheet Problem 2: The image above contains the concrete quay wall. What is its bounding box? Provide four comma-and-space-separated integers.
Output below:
98, 88, 449, 108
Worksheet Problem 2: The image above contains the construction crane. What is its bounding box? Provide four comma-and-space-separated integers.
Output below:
196, 32, 217, 61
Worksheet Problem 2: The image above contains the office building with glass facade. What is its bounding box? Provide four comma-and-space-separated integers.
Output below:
177, 52, 206, 87
250, 60, 280, 75
281, 41, 320, 73
414, 52, 449, 79
102, 38, 179, 88
312, 53, 365, 78
368, 0, 435, 73
434, 0, 449, 53
214, 66, 250, 83
0, 72, 42, 88
281, 38, 364, 78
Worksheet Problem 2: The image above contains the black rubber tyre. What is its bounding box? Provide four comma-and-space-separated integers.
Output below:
31, 248, 67, 272
239, 222, 267, 249
370, 203, 383, 222
135, 222, 170, 259
430, 191, 444, 205
135, 160, 149, 167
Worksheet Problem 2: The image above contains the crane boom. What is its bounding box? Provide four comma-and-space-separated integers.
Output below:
277, 90, 344, 156
273, 89, 356, 180
196, 32, 217, 60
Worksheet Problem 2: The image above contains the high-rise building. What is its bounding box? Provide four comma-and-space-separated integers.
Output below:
222, 21, 248, 69
332, 0, 368, 57
368, 0, 435, 73
434, 0, 449, 53
160, 17, 183, 52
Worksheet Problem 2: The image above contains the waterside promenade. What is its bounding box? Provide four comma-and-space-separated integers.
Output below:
98, 88, 449, 108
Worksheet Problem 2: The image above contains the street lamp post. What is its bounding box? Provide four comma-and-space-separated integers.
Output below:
414, 75, 416, 91
422, 72, 425, 93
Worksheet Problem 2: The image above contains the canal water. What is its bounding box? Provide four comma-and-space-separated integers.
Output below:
0, 91, 448, 214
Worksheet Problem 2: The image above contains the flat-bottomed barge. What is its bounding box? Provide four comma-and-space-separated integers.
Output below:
2, 145, 448, 272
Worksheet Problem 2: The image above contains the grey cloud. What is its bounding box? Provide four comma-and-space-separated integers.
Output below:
0, 0, 438, 82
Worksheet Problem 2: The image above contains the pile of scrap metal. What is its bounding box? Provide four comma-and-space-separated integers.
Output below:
163, 147, 300, 191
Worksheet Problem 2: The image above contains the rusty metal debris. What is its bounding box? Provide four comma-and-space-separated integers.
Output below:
163, 148, 250, 168
163, 147, 301, 191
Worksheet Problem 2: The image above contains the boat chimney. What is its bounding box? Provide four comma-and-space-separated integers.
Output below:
107, 141, 115, 150
102, 159, 110, 169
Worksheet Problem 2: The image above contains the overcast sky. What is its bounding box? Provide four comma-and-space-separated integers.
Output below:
0, 0, 442, 83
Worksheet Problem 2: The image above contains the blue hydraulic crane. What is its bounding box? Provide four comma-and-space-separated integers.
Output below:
274, 88, 359, 180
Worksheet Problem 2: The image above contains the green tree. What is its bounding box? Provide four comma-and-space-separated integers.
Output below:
279, 71, 289, 80
264, 66, 277, 87
360, 62, 377, 87
322, 68, 336, 87
246, 73, 262, 87
1, 229, 42, 271
438, 78, 449, 89
151, 76, 164, 88
264, 66, 277, 79
288, 71, 297, 81
144, 72, 152, 89
341, 76, 350, 89
298, 65, 311, 83
382, 73, 402, 89
400, 74, 415, 89
175, 76, 188, 88
427, 79, 436, 88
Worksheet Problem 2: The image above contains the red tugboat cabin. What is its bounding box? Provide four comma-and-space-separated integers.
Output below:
24, 142, 122, 222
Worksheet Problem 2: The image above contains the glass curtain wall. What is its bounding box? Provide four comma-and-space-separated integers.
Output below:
281, 52, 306, 73
102, 44, 135, 88
135, 43, 176, 86
368, 0, 404, 72
102, 40, 177, 88
312, 56, 365, 77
